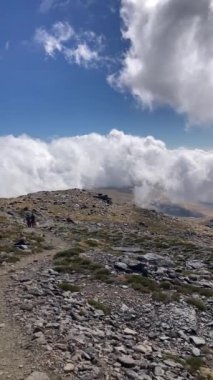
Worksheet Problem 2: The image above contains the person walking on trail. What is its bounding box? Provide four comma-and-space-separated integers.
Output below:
26, 212, 31, 228
31, 212, 36, 228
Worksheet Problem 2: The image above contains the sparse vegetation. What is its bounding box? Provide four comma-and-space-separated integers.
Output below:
186, 297, 206, 311
126, 274, 158, 293
88, 299, 111, 315
58, 281, 80, 292
54, 246, 112, 282
176, 283, 213, 298
152, 291, 170, 303
93, 267, 111, 282
160, 280, 172, 290
185, 357, 203, 373
163, 353, 185, 365
85, 238, 100, 247
55, 246, 85, 259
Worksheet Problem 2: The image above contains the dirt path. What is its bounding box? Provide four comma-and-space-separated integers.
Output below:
0, 228, 67, 380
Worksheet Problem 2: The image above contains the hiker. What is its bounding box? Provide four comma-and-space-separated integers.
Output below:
26, 212, 31, 228
31, 212, 36, 227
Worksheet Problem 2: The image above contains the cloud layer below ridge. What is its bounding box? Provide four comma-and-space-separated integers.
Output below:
1, 130, 213, 205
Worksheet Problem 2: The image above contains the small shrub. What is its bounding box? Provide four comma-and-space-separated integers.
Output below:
88, 299, 110, 315
127, 275, 158, 292
170, 291, 180, 302
160, 281, 172, 290
186, 297, 206, 311
93, 268, 111, 282
198, 288, 213, 297
58, 281, 80, 292
185, 357, 203, 373
54, 246, 84, 259
85, 239, 99, 247
152, 291, 169, 303
177, 283, 213, 298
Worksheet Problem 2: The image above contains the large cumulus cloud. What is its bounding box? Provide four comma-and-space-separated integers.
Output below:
109, 0, 213, 125
1, 130, 213, 206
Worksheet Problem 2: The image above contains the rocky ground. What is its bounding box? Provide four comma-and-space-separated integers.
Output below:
0, 189, 212, 379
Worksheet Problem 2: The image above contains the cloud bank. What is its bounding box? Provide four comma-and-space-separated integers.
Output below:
1, 130, 213, 206
35, 22, 104, 68
109, 0, 213, 125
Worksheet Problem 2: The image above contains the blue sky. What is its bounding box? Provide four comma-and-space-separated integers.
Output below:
1, 0, 213, 148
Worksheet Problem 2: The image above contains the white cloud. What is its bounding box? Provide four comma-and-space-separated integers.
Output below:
1, 131, 213, 207
35, 22, 73, 57
39, 0, 56, 12
110, 0, 213, 125
39, 0, 70, 13
35, 22, 103, 68
64, 44, 99, 68
5, 41, 10, 51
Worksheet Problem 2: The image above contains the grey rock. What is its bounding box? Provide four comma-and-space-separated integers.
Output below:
124, 327, 137, 335
64, 363, 75, 373
192, 347, 201, 356
25, 372, 50, 380
164, 359, 182, 368
190, 336, 206, 346
115, 262, 128, 271
20, 303, 34, 311
121, 303, 129, 312
118, 355, 136, 368
154, 366, 164, 376
133, 344, 152, 354
142, 253, 173, 267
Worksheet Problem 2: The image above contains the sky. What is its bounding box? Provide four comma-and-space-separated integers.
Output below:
1, 0, 213, 202
1, 0, 213, 148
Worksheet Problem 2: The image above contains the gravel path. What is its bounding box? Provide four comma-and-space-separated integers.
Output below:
0, 229, 67, 380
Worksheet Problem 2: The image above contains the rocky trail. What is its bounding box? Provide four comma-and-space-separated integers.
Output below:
0, 229, 68, 380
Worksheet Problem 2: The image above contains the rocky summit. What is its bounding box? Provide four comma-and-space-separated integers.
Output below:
0, 188, 212, 380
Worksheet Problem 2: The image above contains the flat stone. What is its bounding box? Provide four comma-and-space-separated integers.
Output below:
142, 253, 173, 267
64, 363, 75, 373
124, 328, 137, 335
190, 336, 206, 346
25, 372, 50, 380
118, 355, 136, 368
133, 344, 152, 354
164, 359, 181, 368
20, 303, 34, 311
154, 366, 165, 376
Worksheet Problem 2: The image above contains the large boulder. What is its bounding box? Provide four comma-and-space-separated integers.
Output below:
140, 253, 174, 267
